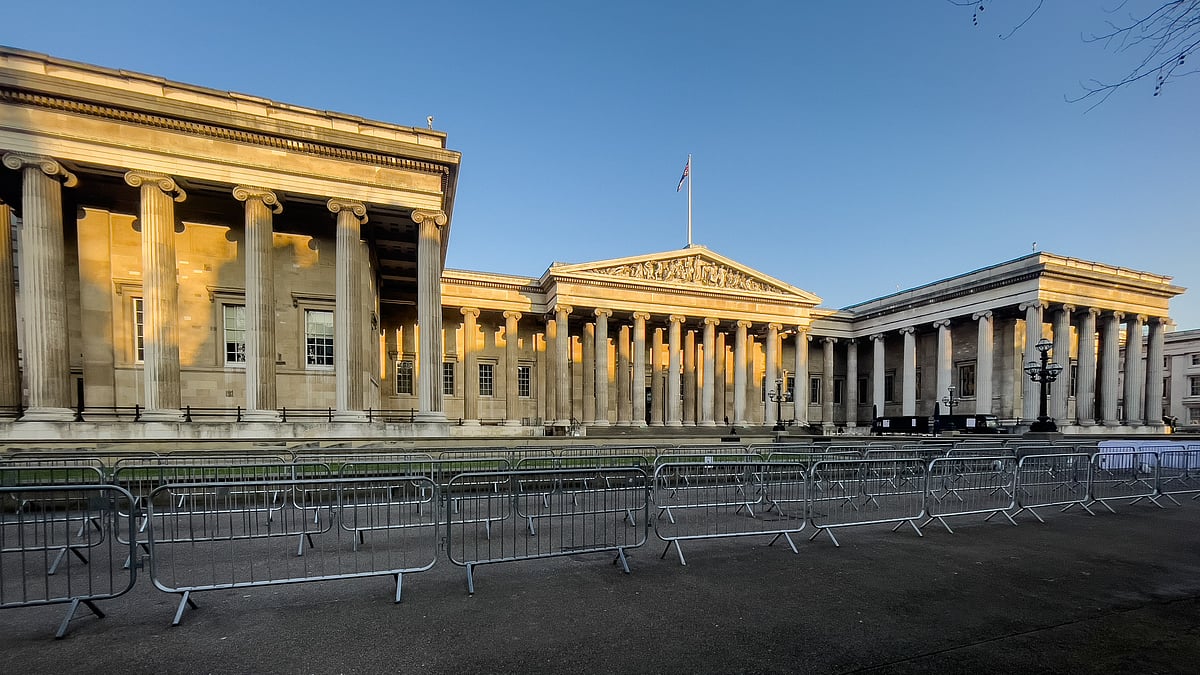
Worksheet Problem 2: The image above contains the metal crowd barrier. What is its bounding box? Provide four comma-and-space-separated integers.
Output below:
146, 476, 438, 625
1, 466, 109, 574
1012, 453, 1094, 521
1, 483, 138, 638
1157, 446, 1200, 504
807, 458, 927, 546
652, 461, 807, 564
444, 468, 648, 594
1088, 449, 1163, 512
923, 456, 1018, 533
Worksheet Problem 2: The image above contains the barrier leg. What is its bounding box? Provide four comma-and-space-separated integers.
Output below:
527, 516, 536, 536
808, 527, 839, 547
660, 540, 686, 565
983, 509, 1018, 526
767, 531, 798, 554
625, 508, 636, 527
466, 564, 475, 595
1163, 493, 1182, 506
171, 591, 198, 627
614, 547, 631, 574
394, 573, 403, 603
54, 598, 103, 639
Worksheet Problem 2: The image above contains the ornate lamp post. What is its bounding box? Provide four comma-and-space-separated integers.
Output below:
939, 385, 958, 434
1024, 338, 1063, 432
767, 371, 792, 432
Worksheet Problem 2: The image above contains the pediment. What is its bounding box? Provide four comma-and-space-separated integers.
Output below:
550, 247, 822, 305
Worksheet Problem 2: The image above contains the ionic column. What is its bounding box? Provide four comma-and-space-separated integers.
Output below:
125, 171, 186, 422
793, 327, 809, 425
327, 199, 369, 422
973, 312, 994, 415
1019, 301, 1047, 422
733, 320, 750, 426
632, 313, 649, 427
593, 308, 611, 426
650, 324, 664, 426
233, 186, 282, 422
1050, 305, 1074, 423
901, 327, 917, 416
409, 210, 448, 422
1145, 317, 1166, 429
845, 339, 858, 427
700, 318, 718, 426
821, 337, 836, 426
503, 311, 522, 426
934, 320, 952, 407
617, 323, 631, 426
871, 334, 886, 418
1123, 314, 1146, 425
715, 331, 727, 424
667, 315, 684, 426
555, 305, 573, 426
459, 307, 480, 425
1075, 308, 1099, 425
683, 326, 697, 425
544, 316, 557, 424
0, 197, 22, 418
765, 323, 781, 426
1099, 311, 1123, 425
581, 321, 595, 425
3, 155, 78, 421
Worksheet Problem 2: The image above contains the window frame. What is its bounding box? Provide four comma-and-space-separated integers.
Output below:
223, 304, 247, 367
478, 361, 495, 398
132, 296, 145, 364
443, 361, 456, 397
395, 359, 414, 395
304, 308, 335, 370
517, 364, 532, 398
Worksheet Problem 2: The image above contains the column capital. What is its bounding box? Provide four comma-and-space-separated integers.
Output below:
899, 326, 916, 336
822, 336, 838, 345
932, 319, 951, 329
703, 317, 721, 327
1131, 314, 1148, 324
411, 209, 447, 228
1148, 316, 1170, 327
124, 171, 184, 201
870, 333, 885, 342
632, 311, 650, 322
844, 337, 857, 345
1109, 310, 1125, 321
502, 310, 522, 321
668, 314, 687, 325
795, 324, 810, 335
735, 320, 752, 329
1019, 300, 1048, 312
971, 310, 993, 321
460, 307, 480, 319
1058, 304, 1076, 314
594, 308, 613, 319
327, 198, 368, 224
767, 323, 783, 332
1078, 307, 1102, 319
554, 304, 573, 316
233, 185, 283, 214
3, 153, 79, 187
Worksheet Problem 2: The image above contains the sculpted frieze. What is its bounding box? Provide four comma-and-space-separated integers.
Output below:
590, 256, 785, 294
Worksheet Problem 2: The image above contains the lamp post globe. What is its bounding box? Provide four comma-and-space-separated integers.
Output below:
1025, 337, 1062, 432
766, 372, 792, 432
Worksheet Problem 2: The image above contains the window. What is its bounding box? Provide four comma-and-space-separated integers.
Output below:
810, 377, 822, 405
957, 362, 976, 398
1191, 376, 1200, 397
478, 363, 494, 397
517, 365, 532, 398
1070, 361, 1079, 397
396, 359, 414, 395
858, 377, 869, 405
833, 379, 844, 405
133, 297, 145, 363
305, 310, 334, 368
443, 361, 456, 396
223, 304, 246, 366
1192, 354, 1200, 366
762, 374, 796, 402
884, 371, 895, 403
1190, 407, 1200, 425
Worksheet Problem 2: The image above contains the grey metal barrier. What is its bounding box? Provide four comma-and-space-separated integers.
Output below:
1088, 449, 1163, 512
923, 456, 1018, 533
652, 461, 807, 564
807, 458, 928, 546
1, 483, 138, 638
1, 466, 108, 574
146, 476, 438, 626
445, 467, 648, 594
1157, 446, 1200, 504
1011, 453, 1094, 521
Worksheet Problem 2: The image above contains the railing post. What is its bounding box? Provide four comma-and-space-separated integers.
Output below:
184, 405, 193, 423
236, 406, 243, 422
328, 407, 333, 423
134, 404, 141, 422
74, 399, 84, 423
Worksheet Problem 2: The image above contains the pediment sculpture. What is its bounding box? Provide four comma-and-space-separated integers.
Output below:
590, 256, 786, 294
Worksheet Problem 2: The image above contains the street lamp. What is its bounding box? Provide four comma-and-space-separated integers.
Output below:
1024, 337, 1063, 432
767, 371, 792, 432
941, 385, 958, 418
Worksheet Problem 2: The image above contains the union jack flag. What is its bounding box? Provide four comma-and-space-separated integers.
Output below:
676, 158, 690, 192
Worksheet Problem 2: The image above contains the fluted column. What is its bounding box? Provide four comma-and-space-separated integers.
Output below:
1145, 317, 1166, 428
412, 209, 448, 422
845, 339, 858, 427
233, 186, 282, 422
667, 315, 684, 426
1075, 308, 1099, 425
1020, 301, 1047, 421
700, 318, 718, 426
821, 337, 835, 426
617, 323, 631, 426
683, 327, 697, 425
733, 320, 750, 426
1123, 314, 1145, 425
650, 324, 664, 426
793, 327, 809, 425
125, 171, 185, 422
1050, 305, 1073, 423
503, 311, 522, 426
871, 333, 886, 418
544, 317, 557, 424
901, 327, 917, 416
715, 331, 727, 424
764, 323, 781, 426
581, 322, 595, 425
555, 305, 573, 426
1099, 311, 1123, 425
973, 312, 993, 415
632, 313, 649, 427
0, 197, 17, 418
460, 307, 480, 425
934, 320, 952, 407
593, 308, 611, 426
328, 198, 369, 422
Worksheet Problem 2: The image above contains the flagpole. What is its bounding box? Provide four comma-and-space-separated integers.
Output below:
686, 153, 692, 247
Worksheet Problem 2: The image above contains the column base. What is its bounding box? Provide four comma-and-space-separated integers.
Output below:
414, 411, 448, 423
141, 408, 186, 422
700, 420, 717, 427
19, 407, 77, 422
666, 421, 683, 427
503, 419, 522, 427
1077, 419, 1097, 426
733, 419, 748, 427
242, 410, 282, 423
634, 421, 648, 428
592, 420, 610, 427
554, 419, 572, 427
649, 421, 664, 427
461, 419, 481, 427
332, 410, 369, 423
615, 420, 631, 427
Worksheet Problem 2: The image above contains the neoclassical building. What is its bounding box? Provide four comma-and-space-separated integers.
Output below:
0, 48, 1187, 439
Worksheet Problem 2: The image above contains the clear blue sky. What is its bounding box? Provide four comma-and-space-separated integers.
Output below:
4, 1, 1197, 327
